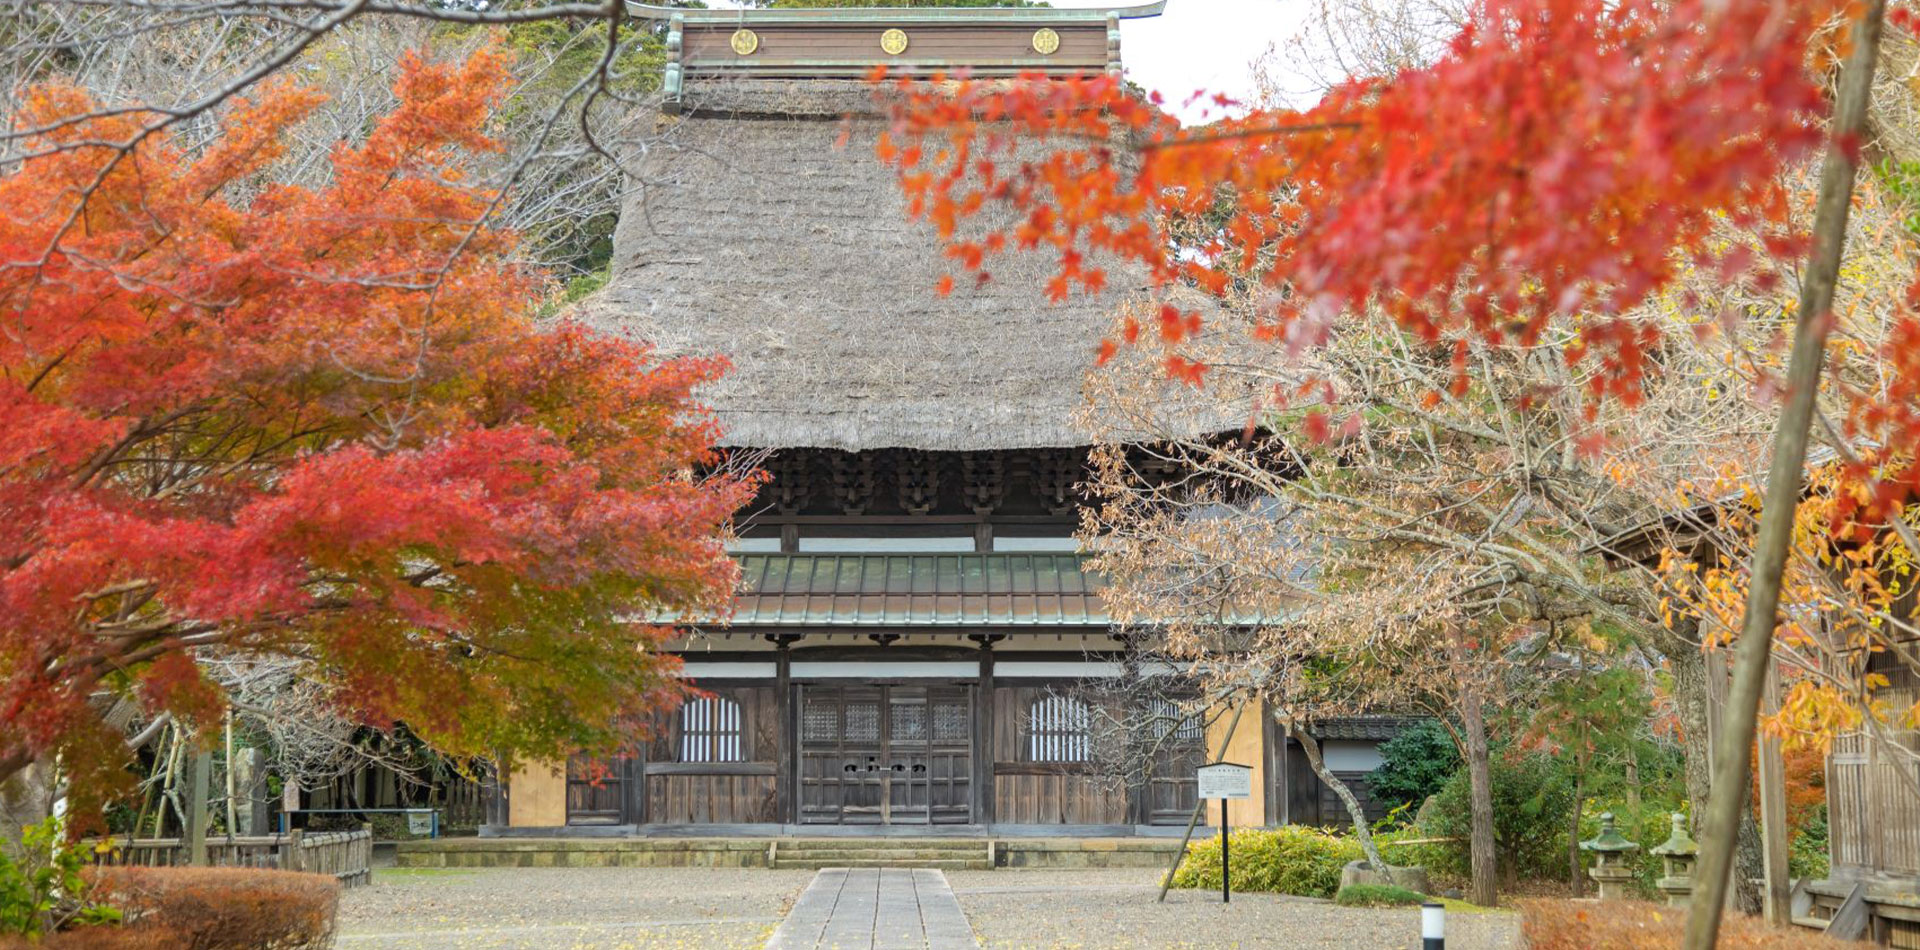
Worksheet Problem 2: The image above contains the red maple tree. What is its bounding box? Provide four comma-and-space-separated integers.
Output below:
878, 0, 1837, 407
0, 47, 753, 821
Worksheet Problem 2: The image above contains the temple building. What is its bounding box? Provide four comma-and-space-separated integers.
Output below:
487, 1, 1408, 837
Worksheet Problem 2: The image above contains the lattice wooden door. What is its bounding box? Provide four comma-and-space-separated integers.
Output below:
798, 685, 972, 824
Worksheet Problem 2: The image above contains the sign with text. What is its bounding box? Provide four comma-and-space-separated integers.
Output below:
1195, 762, 1253, 800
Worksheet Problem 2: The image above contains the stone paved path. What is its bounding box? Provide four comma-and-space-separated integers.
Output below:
767, 868, 981, 950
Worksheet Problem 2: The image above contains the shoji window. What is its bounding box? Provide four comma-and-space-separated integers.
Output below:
679, 696, 745, 763
1027, 695, 1091, 763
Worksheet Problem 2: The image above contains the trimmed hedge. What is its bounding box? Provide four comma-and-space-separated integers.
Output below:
1170, 826, 1364, 899
1334, 883, 1427, 907
1520, 899, 1874, 949
0, 867, 340, 950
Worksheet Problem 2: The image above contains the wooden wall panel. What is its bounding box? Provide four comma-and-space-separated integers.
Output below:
993, 771, 1125, 825
632, 686, 781, 826
1825, 683, 1920, 880
989, 685, 1126, 825
645, 774, 777, 825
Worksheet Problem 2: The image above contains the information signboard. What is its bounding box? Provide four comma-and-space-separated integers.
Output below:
1196, 762, 1253, 800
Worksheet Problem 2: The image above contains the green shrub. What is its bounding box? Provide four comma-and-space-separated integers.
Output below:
1170, 825, 1362, 899
1423, 752, 1573, 882
1369, 720, 1458, 815
1789, 804, 1829, 881
1334, 883, 1427, 906
0, 818, 120, 937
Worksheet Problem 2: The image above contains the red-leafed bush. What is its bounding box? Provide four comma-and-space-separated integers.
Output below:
0, 926, 181, 949
1520, 899, 1871, 949
0, 867, 341, 950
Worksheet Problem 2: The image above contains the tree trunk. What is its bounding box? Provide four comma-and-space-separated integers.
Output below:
1568, 761, 1585, 898
1668, 629, 1765, 913
1461, 684, 1498, 907
1625, 748, 1641, 835
1292, 725, 1394, 886
0, 763, 56, 860
1684, 2, 1886, 945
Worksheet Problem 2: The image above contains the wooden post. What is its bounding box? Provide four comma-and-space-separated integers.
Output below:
1758, 665, 1791, 925
186, 750, 211, 866
973, 635, 998, 825
774, 635, 796, 825
283, 828, 304, 873
223, 709, 237, 838
236, 747, 269, 836
1220, 797, 1231, 904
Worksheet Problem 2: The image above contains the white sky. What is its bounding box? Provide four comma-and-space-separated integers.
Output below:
701, 1, 1308, 124
1050, 0, 1301, 122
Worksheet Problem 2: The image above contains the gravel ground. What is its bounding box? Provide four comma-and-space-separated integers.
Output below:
338, 866, 1520, 950
336, 867, 814, 950
948, 869, 1522, 950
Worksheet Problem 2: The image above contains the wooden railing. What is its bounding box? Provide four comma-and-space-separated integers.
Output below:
84, 827, 373, 887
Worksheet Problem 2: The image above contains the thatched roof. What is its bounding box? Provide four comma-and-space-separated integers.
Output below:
574, 80, 1230, 452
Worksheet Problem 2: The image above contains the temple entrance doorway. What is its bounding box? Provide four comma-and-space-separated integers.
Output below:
797, 685, 973, 825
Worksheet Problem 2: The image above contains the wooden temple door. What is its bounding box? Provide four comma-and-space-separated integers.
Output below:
798, 685, 972, 825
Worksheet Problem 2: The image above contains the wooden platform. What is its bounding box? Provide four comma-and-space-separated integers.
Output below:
767, 869, 979, 950
394, 835, 1183, 870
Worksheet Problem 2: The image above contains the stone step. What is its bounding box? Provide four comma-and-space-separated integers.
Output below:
773, 858, 992, 871
771, 852, 983, 867
776, 839, 985, 852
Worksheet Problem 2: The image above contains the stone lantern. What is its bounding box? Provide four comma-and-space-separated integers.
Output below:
1580, 812, 1641, 900
1649, 812, 1699, 907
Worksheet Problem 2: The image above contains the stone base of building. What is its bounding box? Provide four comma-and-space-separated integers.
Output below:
395, 835, 1183, 870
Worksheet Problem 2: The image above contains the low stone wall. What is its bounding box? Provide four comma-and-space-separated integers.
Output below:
995, 839, 1181, 869
397, 836, 1183, 870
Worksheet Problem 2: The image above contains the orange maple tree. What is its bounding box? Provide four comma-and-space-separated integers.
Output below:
0, 47, 752, 821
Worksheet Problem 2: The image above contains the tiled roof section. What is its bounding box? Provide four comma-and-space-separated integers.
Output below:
729, 554, 1108, 627
1310, 717, 1428, 741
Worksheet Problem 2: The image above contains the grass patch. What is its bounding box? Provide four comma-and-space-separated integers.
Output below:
1334, 883, 1427, 907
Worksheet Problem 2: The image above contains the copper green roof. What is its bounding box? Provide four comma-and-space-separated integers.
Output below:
728, 554, 1107, 627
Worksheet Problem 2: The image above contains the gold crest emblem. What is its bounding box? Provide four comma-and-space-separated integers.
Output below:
880, 28, 910, 55
730, 28, 759, 55
1032, 28, 1061, 55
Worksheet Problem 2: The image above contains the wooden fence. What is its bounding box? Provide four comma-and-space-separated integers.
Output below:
85, 827, 373, 887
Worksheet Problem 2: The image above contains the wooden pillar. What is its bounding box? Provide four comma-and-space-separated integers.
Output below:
186, 751, 211, 866
1118, 635, 1147, 827
627, 752, 647, 827
482, 764, 507, 828
972, 635, 1000, 825
235, 747, 269, 836
772, 635, 798, 825
1758, 664, 1792, 925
